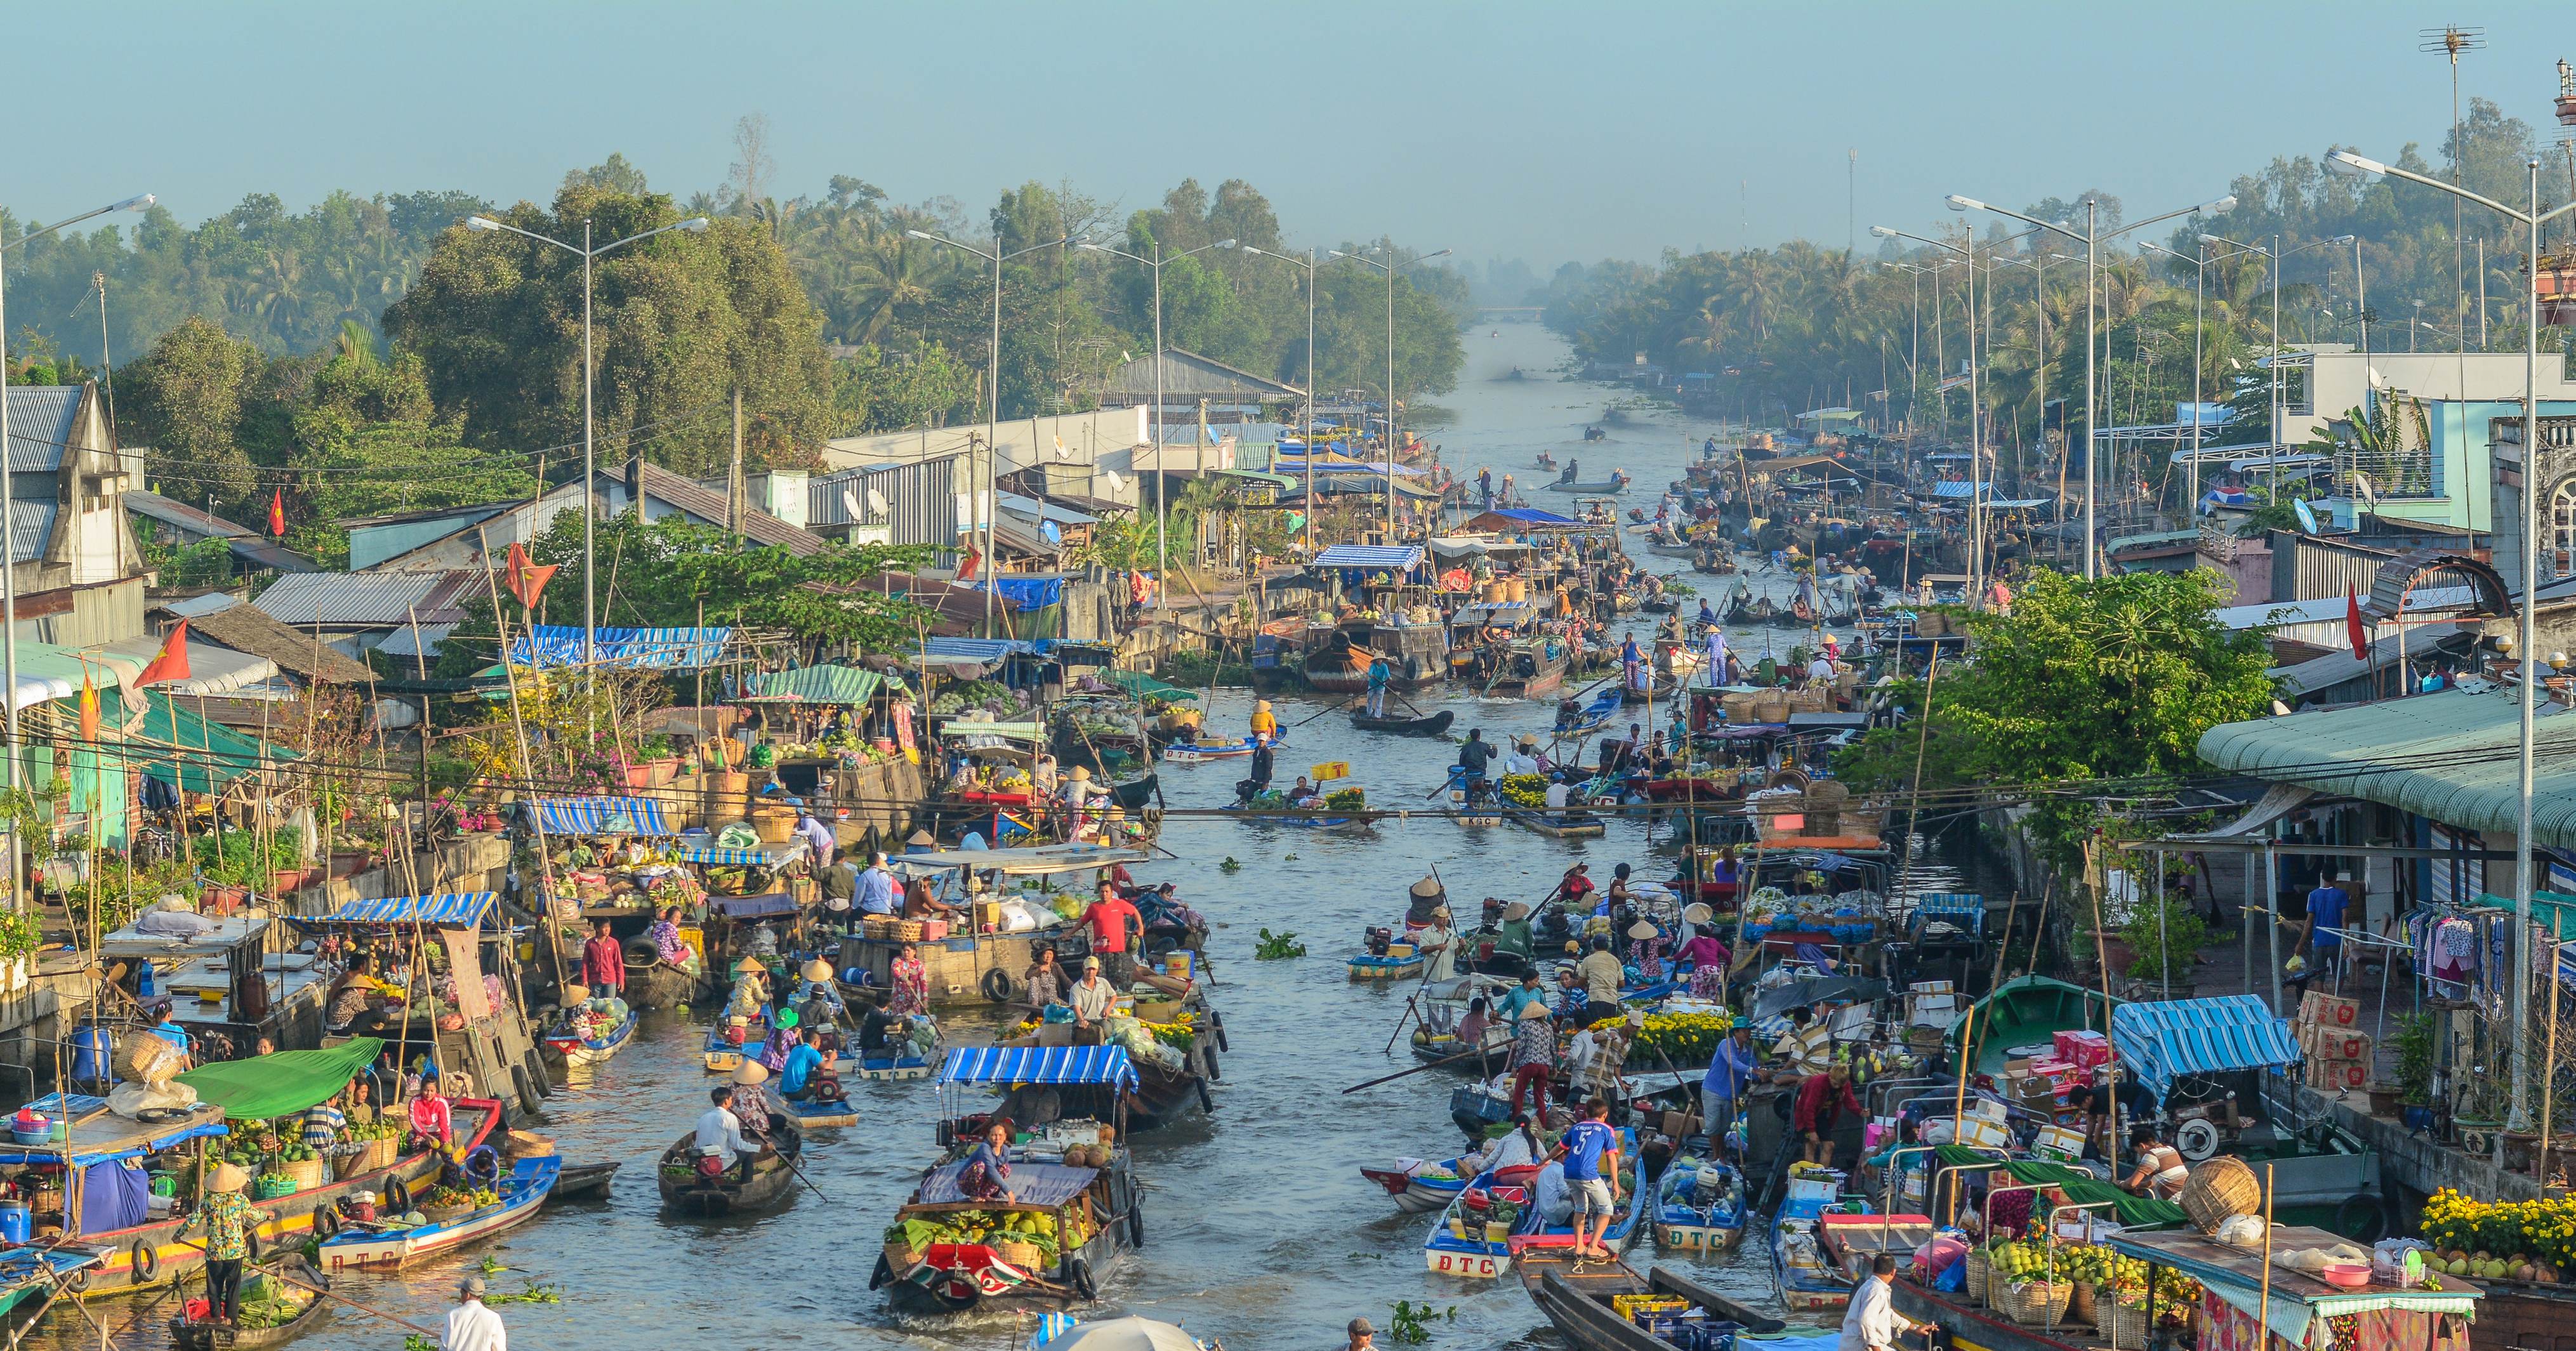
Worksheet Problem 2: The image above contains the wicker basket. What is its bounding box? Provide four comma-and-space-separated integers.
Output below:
279, 1157, 329, 1192
503, 1129, 557, 1159
1995, 1279, 2071, 1328
1964, 1248, 1991, 1300
994, 1238, 1045, 1272
2095, 1297, 2151, 1347
894, 919, 927, 942
751, 807, 798, 845
2178, 1154, 2262, 1233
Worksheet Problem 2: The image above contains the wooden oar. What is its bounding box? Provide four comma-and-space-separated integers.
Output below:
1295, 695, 1361, 727
1341, 1044, 1496, 1092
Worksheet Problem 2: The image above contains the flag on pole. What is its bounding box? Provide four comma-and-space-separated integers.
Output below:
2344, 585, 2369, 661
267, 490, 287, 539
957, 543, 982, 583
77, 670, 98, 743
139, 621, 191, 687
503, 541, 558, 609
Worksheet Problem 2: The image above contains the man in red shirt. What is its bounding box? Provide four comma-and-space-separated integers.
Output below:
582, 918, 625, 997
1793, 1063, 1862, 1168
1079, 881, 1143, 987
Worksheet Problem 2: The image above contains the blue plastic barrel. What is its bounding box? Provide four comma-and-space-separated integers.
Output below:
136, 959, 155, 998
67, 1024, 113, 1083
0, 1201, 30, 1244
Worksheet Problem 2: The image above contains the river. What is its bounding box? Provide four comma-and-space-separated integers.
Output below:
46, 323, 1943, 1351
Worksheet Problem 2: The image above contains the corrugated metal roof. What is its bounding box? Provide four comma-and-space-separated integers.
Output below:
125, 491, 253, 540
227, 537, 319, 574
158, 592, 242, 619
4, 501, 54, 564
4, 386, 78, 473
1097, 349, 1301, 402
251, 570, 477, 628
624, 463, 824, 555
2196, 685, 2576, 845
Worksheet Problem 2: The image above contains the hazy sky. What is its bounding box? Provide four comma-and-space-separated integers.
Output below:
18, 1, 2576, 272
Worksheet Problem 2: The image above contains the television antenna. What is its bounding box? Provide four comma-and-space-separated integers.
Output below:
2421, 26, 2486, 333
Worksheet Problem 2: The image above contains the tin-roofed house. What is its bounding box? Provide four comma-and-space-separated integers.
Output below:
6, 383, 149, 645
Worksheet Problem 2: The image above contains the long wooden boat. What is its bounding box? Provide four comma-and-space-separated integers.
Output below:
1352, 709, 1455, 736
1545, 475, 1632, 494
1359, 1154, 1479, 1214
1349, 952, 1426, 981
1490, 640, 1571, 698
1422, 1149, 1646, 1279
1952, 974, 2117, 1075
621, 956, 704, 1011
166, 1256, 331, 1350
1504, 808, 1606, 840
62, 1098, 501, 1298
316, 1156, 561, 1272
1218, 803, 1364, 830
1161, 734, 1283, 764
1649, 1153, 1747, 1253
873, 1146, 1141, 1315
657, 1116, 805, 1216
1517, 1256, 1786, 1351
540, 1005, 637, 1067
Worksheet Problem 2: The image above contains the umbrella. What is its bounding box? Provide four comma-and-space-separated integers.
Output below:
1044, 1318, 1207, 1351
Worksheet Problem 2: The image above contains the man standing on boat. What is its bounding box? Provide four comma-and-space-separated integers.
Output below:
1366, 652, 1394, 718
1551, 1096, 1623, 1262
1840, 1253, 1927, 1351
581, 918, 625, 1000
1700, 1024, 1759, 1153
1078, 881, 1143, 987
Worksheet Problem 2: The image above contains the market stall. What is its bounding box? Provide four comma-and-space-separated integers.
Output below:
838, 843, 1149, 1008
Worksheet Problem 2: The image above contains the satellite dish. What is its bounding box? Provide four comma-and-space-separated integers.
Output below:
2292, 499, 2321, 534
1102, 468, 1129, 494
1040, 520, 1062, 545
2368, 366, 2386, 389
866, 487, 888, 516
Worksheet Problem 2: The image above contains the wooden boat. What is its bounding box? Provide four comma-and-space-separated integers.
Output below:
1489, 640, 1570, 698
56, 1097, 501, 1298
776, 1090, 866, 1129
1423, 1145, 1646, 1279
658, 1116, 805, 1216
1545, 473, 1631, 494
166, 1256, 331, 1350
1219, 802, 1364, 830
0, 1246, 102, 1323
874, 1145, 1142, 1315
1504, 808, 1606, 840
620, 955, 703, 1010
1359, 1155, 1480, 1214
1161, 734, 1282, 764
1649, 1154, 1746, 1253
540, 1004, 637, 1067
1408, 1025, 1511, 1070
1953, 974, 2118, 1075
317, 1156, 561, 1272
547, 1162, 619, 1203
1518, 1256, 1786, 1351
1349, 952, 1427, 981
703, 1020, 753, 1074
1351, 709, 1455, 736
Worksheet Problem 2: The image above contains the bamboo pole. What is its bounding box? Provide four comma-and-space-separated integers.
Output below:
2542, 932, 2562, 1184
1947, 999, 1978, 1226
2257, 1163, 2276, 1342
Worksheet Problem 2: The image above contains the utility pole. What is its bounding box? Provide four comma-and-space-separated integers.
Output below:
728, 385, 745, 550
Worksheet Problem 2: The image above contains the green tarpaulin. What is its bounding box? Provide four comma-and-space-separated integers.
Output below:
743, 664, 885, 704
1931, 1144, 2188, 1229
103, 689, 298, 795
176, 1037, 383, 1122
1094, 669, 1197, 702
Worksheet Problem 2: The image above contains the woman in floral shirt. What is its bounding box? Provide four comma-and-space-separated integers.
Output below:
177, 1164, 268, 1322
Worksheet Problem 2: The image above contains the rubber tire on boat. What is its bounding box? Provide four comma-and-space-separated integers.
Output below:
981, 968, 1015, 1004
1202, 1047, 1219, 1082
1403, 654, 1422, 682
1212, 1011, 1229, 1053
313, 1205, 341, 1239
1195, 1076, 1215, 1114
2335, 1192, 2390, 1244
869, 1251, 894, 1290
61, 1263, 86, 1294
1067, 1256, 1097, 1302
130, 1239, 159, 1283
385, 1178, 413, 1215
242, 1227, 261, 1263
1127, 1200, 1144, 1250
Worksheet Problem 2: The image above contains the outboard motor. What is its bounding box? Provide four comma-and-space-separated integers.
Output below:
1364, 926, 1394, 957
1481, 897, 1506, 928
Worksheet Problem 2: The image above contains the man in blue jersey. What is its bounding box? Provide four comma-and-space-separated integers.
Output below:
1550, 1095, 1624, 1262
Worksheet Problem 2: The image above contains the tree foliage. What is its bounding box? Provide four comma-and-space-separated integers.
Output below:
1835, 569, 2275, 861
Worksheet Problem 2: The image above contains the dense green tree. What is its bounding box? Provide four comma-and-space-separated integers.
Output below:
117, 315, 266, 505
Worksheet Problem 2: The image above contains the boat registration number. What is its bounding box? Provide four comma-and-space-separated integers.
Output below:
1425, 1251, 1502, 1278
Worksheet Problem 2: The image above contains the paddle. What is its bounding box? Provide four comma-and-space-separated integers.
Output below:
1340, 1043, 1497, 1092
1295, 695, 1361, 727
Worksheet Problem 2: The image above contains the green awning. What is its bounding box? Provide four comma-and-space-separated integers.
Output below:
743, 664, 885, 704
176, 1037, 383, 1122
1093, 669, 1198, 702
1930, 1145, 2188, 1229
105, 690, 298, 794
2198, 688, 2576, 848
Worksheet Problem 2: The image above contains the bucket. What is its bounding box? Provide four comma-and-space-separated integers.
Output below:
1161, 952, 1194, 980
0, 1201, 29, 1244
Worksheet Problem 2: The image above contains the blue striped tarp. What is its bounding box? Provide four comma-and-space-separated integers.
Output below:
1930, 480, 1976, 498
1912, 893, 1985, 936
534, 796, 673, 837
2110, 994, 2300, 1105
321, 892, 496, 927
937, 1045, 1137, 1089
673, 840, 807, 867
508, 625, 733, 670
1311, 544, 1424, 570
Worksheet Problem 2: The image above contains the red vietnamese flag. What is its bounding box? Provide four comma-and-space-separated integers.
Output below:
957, 542, 982, 583
267, 489, 287, 539
139, 621, 192, 686
2345, 585, 2369, 661
503, 541, 557, 609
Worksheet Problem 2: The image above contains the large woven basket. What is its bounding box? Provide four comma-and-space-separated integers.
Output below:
281, 1157, 329, 1191
751, 807, 798, 845
2178, 1154, 2263, 1234
994, 1238, 1045, 1272
2095, 1297, 2151, 1347
1964, 1248, 1991, 1300
1995, 1279, 2071, 1328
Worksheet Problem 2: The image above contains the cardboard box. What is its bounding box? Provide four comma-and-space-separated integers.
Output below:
2052, 1029, 2113, 1071
2306, 1031, 2371, 1063
2301, 991, 2361, 1028
1954, 1116, 2011, 1150
2305, 1058, 2369, 1091
1661, 1110, 1702, 1141
2031, 1124, 2086, 1162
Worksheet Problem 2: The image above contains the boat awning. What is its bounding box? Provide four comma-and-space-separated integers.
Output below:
1311, 544, 1424, 570
2106, 1225, 2480, 1347
742, 665, 886, 705
175, 1038, 386, 1123
508, 625, 733, 670
930, 717, 1047, 741
921, 637, 1039, 663
674, 842, 807, 868
937, 1045, 1137, 1090
2109, 994, 2300, 1105
916, 1159, 1099, 1208
319, 893, 498, 927
1463, 508, 1582, 531
1453, 602, 1535, 623
1427, 535, 1529, 558
1929, 1145, 2188, 1230
895, 843, 1149, 875
1092, 669, 1198, 702
710, 892, 801, 918
0, 1095, 227, 1168
533, 796, 675, 838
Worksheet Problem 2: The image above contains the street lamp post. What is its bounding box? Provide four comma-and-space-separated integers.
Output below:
1330, 246, 1451, 540
465, 213, 710, 672
2328, 147, 2576, 1132
2199, 233, 2351, 526
1880, 261, 1929, 431
1873, 226, 1985, 598
1948, 192, 2236, 576
1074, 238, 1236, 581
0, 193, 150, 912
1241, 246, 1319, 551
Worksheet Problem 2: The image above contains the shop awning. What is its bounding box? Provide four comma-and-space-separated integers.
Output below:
1311, 544, 1424, 570
937, 1045, 1137, 1090
742, 665, 885, 705
1092, 669, 1198, 702
508, 625, 732, 670
319, 893, 498, 927
533, 796, 674, 838
175, 1038, 385, 1122
2110, 994, 2300, 1105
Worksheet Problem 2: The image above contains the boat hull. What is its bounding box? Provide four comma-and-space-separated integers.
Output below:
1349, 955, 1426, 981
542, 1009, 638, 1067
318, 1157, 561, 1272
657, 1123, 805, 1216
1504, 809, 1606, 840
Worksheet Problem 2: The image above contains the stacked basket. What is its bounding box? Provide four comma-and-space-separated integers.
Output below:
1994, 1278, 2071, 1328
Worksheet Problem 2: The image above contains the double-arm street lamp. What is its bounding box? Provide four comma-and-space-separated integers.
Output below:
1074, 238, 1234, 580
465, 213, 710, 669
1240, 246, 1320, 551
1330, 246, 1451, 539
1947, 192, 2236, 576
2196, 232, 2352, 526
2328, 147, 2576, 1133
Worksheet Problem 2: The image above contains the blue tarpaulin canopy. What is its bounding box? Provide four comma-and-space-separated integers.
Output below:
976, 576, 1066, 610
1311, 544, 1424, 570
508, 625, 732, 670
533, 795, 673, 837
937, 1045, 1137, 1089
1479, 507, 1581, 527
2110, 994, 2300, 1105
319, 893, 497, 927
710, 892, 801, 918
1910, 892, 1985, 935
923, 637, 1040, 663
